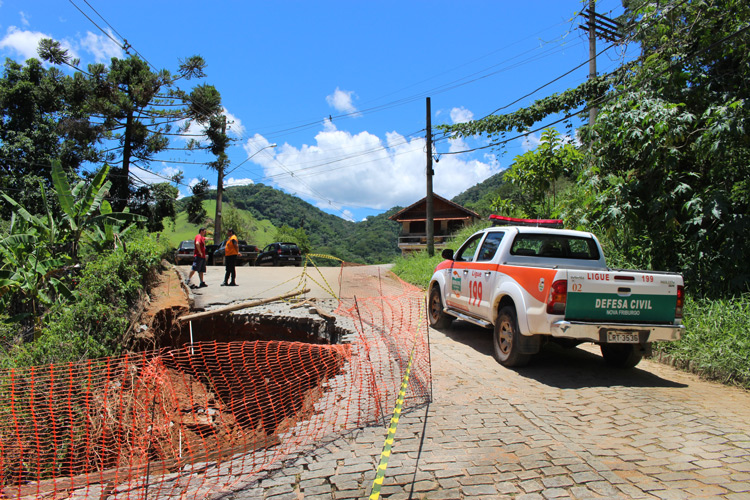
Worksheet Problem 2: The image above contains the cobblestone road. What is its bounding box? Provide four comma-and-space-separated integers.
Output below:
216, 318, 750, 500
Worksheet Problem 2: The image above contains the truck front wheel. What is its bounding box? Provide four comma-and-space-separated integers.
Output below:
428, 286, 453, 329
493, 306, 531, 367
600, 343, 643, 368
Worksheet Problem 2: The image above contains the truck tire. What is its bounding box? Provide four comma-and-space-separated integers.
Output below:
600, 343, 643, 368
427, 286, 453, 329
493, 306, 531, 367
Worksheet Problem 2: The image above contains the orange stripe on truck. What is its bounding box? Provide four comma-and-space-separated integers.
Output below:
497, 265, 559, 303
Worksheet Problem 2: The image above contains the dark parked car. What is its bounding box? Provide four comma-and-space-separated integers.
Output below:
174, 240, 195, 265
205, 244, 219, 266
255, 242, 303, 267
213, 240, 260, 266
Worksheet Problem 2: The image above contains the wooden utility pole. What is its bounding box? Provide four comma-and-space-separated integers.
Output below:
579, 0, 621, 129
425, 97, 434, 257
214, 115, 227, 244
588, 0, 598, 127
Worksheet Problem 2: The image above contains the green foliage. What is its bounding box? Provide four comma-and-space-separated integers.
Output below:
391, 222, 489, 288
390, 252, 444, 290
439, 64, 630, 139
221, 203, 261, 242
0, 58, 100, 217
653, 295, 750, 388
186, 179, 209, 225
3, 231, 163, 367
274, 224, 312, 254
451, 172, 511, 217
574, 0, 750, 297
505, 128, 582, 218
0, 162, 144, 327
130, 182, 179, 233
204, 184, 401, 264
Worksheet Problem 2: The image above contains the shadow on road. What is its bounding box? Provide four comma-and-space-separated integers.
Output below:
436, 321, 688, 390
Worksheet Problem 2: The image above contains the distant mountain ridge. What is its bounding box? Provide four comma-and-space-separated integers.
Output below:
183, 175, 506, 263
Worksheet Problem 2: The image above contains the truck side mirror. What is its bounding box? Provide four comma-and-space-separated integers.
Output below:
441, 248, 454, 260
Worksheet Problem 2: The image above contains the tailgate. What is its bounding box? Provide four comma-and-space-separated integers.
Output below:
565, 270, 681, 323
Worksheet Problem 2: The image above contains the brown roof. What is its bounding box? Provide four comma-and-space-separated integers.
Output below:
388, 194, 481, 222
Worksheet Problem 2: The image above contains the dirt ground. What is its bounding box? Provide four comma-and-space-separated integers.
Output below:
131, 264, 191, 349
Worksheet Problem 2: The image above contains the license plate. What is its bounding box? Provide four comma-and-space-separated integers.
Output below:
606, 330, 640, 343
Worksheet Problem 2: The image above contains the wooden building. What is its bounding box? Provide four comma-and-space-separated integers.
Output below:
389, 194, 481, 255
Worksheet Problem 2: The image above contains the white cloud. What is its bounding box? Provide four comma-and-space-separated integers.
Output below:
521, 130, 578, 152
19, 11, 30, 27
250, 122, 500, 212
521, 132, 542, 152
224, 177, 254, 188
80, 29, 123, 63
450, 106, 474, 124
0, 26, 48, 60
174, 107, 245, 147
0, 25, 123, 65
326, 87, 360, 116
224, 108, 246, 138
130, 164, 181, 189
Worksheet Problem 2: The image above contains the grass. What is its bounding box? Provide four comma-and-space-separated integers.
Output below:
159, 201, 277, 248
652, 295, 750, 387
391, 222, 489, 289
389, 223, 750, 389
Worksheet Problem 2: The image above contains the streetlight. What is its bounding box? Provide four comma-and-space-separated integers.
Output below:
214, 143, 277, 244
225, 143, 277, 176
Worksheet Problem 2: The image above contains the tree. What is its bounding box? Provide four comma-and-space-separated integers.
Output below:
274, 224, 311, 254
504, 128, 582, 217
440, 0, 750, 297
184, 84, 230, 243
0, 58, 100, 216
577, 0, 750, 296
221, 204, 256, 242
0, 161, 144, 326
38, 40, 207, 216
186, 178, 210, 225
130, 182, 179, 233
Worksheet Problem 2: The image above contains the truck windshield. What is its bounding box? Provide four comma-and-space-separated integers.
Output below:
510, 234, 600, 260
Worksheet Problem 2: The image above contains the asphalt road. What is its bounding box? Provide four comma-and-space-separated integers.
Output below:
176, 263, 356, 309
174, 263, 750, 499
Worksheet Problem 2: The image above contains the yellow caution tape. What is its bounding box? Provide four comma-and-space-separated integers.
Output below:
369, 309, 425, 500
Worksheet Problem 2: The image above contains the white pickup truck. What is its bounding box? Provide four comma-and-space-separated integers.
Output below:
427, 218, 685, 368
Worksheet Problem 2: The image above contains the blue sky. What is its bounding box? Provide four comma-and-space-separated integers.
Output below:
0, 1, 631, 222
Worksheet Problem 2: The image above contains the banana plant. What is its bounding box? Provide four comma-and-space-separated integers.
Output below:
0, 161, 144, 324
50, 160, 144, 260
85, 199, 140, 253
0, 214, 72, 325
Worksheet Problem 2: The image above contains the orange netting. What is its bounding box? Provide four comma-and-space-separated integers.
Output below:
0, 264, 430, 499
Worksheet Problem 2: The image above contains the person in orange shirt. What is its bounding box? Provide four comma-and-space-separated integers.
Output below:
221, 228, 239, 286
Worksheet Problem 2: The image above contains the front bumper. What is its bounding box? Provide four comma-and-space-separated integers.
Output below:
551, 320, 684, 343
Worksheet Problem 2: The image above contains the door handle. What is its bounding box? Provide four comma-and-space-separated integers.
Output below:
485, 272, 492, 277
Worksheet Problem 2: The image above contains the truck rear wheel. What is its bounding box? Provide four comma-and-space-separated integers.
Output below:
494, 306, 531, 367
428, 286, 453, 329
600, 343, 643, 368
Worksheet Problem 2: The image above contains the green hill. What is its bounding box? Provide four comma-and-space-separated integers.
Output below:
159, 199, 278, 248
165, 177, 510, 264
168, 184, 402, 264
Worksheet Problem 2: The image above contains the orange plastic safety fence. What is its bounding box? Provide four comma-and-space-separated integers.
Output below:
0, 265, 430, 499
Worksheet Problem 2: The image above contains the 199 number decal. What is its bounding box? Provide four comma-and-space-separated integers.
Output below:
469, 280, 483, 306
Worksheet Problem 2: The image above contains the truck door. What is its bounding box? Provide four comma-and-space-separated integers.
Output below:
445, 233, 484, 314
471, 231, 506, 317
